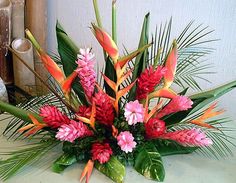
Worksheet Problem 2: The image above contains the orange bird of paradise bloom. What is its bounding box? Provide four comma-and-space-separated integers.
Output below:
80, 160, 94, 183
190, 102, 225, 129
25, 29, 78, 99
18, 114, 47, 136
148, 40, 178, 101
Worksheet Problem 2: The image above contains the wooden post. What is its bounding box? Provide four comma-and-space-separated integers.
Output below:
25, 0, 48, 94
0, 0, 13, 85
11, 0, 25, 39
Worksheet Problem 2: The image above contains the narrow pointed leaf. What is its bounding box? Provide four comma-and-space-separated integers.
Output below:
56, 22, 87, 105
104, 57, 117, 97
129, 13, 150, 101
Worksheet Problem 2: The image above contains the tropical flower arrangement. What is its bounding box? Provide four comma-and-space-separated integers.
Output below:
0, 1, 235, 183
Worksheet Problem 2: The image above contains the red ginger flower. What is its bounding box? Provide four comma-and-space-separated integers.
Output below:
77, 105, 91, 119
160, 128, 213, 147
56, 120, 93, 143
40, 105, 70, 128
93, 90, 115, 126
136, 66, 167, 100
91, 142, 113, 164
145, 118, 166, 139
156, 95, 193, 118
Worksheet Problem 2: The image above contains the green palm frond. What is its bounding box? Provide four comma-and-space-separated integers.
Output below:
123, 19, 217, 92
150, 20, 218, 90
0, 139, 60, 181
2, 93, 69, 140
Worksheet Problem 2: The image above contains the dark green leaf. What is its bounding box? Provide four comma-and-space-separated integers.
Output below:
104, 57, 117, 97
52, 153, 77, 173
164, 80, 236, 125
153, 140, 197, 156
56, 22, 87, 105
134, 143, 165, 182
95, 156, 125, 183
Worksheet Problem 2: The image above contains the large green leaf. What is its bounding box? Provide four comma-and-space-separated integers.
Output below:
128, 13, 150, 101
95, 156, 125, 183
164, 80, 236, 125
0, 100, 42, 123
52, 153, 77, 173
56, 22, 87, 105
153, 140, 197, 156
134, 143, 165, 182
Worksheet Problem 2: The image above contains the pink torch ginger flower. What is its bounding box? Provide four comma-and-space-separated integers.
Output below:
160, 128, 213, 147
91, 142, 113, 164
117, 131, 137, 153
76, 48, 96, 99
56, 120, 93, 143
157, 95, 193, 118
40, 105, 70, 128
124, 100, 144, 125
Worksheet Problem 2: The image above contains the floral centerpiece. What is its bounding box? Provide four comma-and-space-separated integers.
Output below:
0, 1, 235, 183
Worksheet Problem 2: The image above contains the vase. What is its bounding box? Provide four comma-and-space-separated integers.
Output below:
11, 38, 35, 95
0, 0, 13, 85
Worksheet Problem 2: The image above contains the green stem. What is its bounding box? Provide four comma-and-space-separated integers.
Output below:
112, 0, 117, 43
25, 29, 43, 53
93, 0, 103, 28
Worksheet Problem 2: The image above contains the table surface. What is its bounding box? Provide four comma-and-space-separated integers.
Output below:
0, 114, 236, 183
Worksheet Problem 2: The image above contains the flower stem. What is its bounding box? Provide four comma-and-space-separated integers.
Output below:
112, 0, 117, 44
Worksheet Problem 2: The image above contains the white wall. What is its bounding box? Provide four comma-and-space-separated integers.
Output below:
47, 0, 236, 116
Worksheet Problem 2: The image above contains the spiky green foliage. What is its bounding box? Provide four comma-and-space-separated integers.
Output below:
0, 140, 59, 181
